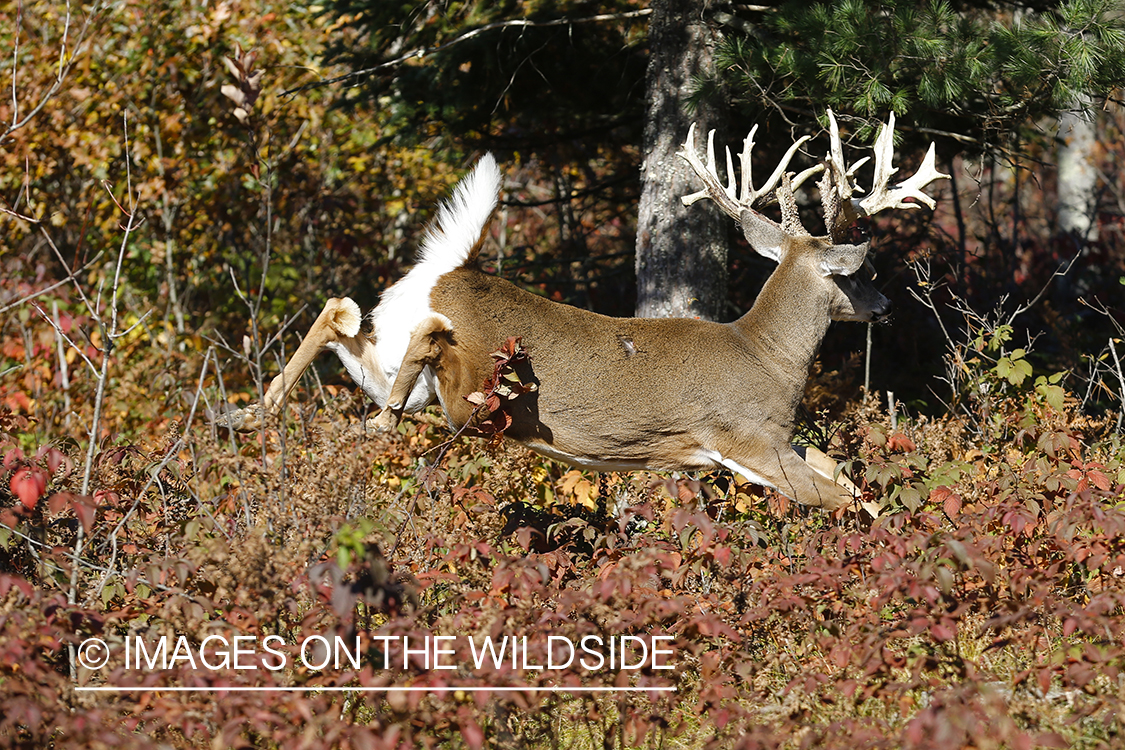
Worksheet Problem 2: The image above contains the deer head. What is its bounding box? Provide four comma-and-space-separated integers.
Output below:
679, 110, 949, 326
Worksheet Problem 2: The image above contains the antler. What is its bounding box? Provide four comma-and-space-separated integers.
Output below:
678, 123, 822, 223
681, 111, 949, 244
858, 113, 948, 216
820, 109, 949, 239
821, 109, 868, 240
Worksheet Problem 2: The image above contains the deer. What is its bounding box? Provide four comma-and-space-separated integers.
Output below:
215, 111, 947, 517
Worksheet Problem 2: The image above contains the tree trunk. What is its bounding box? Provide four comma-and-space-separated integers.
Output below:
1057, 105, 1098, 241
634, 0, 728, 321
1056, 100, 1100, 297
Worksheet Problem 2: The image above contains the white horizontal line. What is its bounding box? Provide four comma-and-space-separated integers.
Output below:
76, 685, 675, 693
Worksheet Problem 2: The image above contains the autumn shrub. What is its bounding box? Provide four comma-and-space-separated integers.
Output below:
4, 270, 1125, 749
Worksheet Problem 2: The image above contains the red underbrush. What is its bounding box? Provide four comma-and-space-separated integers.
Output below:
2, 342, 1125, 750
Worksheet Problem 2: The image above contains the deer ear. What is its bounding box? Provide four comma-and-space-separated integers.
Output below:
818, 241, 870, 277
739, 210, 785, 263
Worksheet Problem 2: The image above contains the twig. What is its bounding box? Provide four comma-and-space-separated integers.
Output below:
38, 226, 106, 323
0, 521, 174, 594
1108, 337, 1125, 433
0, 230, 103, 318
0, 204, 38, 222
387, 398, 495, 557
88, 349, 220, 606
1003, 249, 1081, 325
29, 301, 98, 377
10, 0, 21, 128
68, 111, 139, 680
1, 0, 101, 147
863, 322, 872, 401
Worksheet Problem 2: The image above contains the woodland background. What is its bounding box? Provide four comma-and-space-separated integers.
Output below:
4, 0, 1125, 748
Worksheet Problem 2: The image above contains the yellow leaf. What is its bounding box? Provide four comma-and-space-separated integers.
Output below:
560, 470, 597, 510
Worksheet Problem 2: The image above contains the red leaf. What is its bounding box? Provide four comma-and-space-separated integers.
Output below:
10, 467, 47, 509
1088, 470, 1111, 491
943, 492, 962, 518
43, 447, 67, 476
3, 447, 24, 470
0, 574, 34, 598
71, 495, 97, 534
459, 715, 484, 750
52, 492, 93, 523
1034, 732, 1071, 749
48, 492, 71, 514
930, 621, 955, 643
1037, 667, 1053, 695
1068, 662, 1094, 688
888, 432, 916, 453
93, 489, 119, 506
712, 546, 731, 567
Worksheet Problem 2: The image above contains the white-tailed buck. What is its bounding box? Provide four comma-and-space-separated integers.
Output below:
216, 111, 946, 516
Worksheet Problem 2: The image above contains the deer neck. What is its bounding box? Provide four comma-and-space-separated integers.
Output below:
733, 262, 833, 377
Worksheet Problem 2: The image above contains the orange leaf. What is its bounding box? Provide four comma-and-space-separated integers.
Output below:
888, 433, 916, 453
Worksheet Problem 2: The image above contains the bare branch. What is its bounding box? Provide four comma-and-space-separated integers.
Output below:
1, 3, 101, 147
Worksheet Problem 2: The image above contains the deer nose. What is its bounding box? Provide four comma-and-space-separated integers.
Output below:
871, 295, 892, 323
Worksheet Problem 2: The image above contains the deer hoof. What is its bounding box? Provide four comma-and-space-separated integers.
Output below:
368, 409, 399, 434
212, 403, 264, 432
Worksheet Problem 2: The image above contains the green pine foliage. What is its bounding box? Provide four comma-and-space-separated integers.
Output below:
711, 0, 1125, 149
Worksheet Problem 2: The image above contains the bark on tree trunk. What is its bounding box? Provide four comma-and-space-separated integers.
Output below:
1056, 101, 1100, 297
634, 0, 729, 321
1057, 105, 1098, 240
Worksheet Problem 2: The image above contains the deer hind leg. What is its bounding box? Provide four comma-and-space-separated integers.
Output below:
214, 297, 369, 431
368, 314, 453, 433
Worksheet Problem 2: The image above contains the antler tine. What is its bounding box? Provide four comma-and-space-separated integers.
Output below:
826, 110, 848, 187
738, 125, 824, 200
821, 109, 865, 236
680, 122, 817, 219
791, 163, 826, 196
858, 113, 950, 216
737, 124, 758, 206
679, 123, 743, 219
754, 133, 815, 203
823, 109, 871, 188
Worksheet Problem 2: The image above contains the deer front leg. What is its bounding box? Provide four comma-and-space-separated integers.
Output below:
794, 444, 859, 496
772, 447, 881, 518
710, 445, 877, 518
215, 297, 365, 431
793, 444, 879, 518
369, 314, 453, 433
